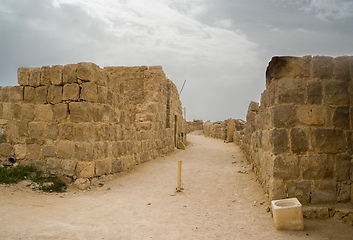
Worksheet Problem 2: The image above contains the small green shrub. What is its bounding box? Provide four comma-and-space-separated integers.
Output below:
0, 165, 36, 184
0, 164, 67, 192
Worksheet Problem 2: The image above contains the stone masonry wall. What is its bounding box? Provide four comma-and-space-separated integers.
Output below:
0, 62, 185, 183
203, 119, 245, 142
187, 120, 204, 133
242, 56, 353, 205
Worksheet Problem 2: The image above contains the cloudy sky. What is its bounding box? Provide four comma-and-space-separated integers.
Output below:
1, 0, 352, 121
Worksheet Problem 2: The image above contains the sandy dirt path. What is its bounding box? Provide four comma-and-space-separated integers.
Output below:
1, 131, 353, 240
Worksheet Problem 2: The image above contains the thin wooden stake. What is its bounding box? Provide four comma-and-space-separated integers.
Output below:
176, 161, 182, 192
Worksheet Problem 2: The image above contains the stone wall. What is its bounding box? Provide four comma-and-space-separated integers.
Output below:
242, 56, 353, 205
203, 119, 245, 142
187, 120, 204, 133
0, 62, 185, 183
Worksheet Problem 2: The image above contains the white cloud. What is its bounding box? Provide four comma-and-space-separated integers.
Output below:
214, 19, 233, 29
52, 0, 259, 72
0, 0, 263, 121
302, 0, 353, 21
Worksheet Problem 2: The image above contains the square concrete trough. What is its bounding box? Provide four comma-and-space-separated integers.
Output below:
271, 198, 304, 230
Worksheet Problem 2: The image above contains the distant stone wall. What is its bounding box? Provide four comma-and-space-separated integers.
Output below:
203, 119, 245, 142
0, 62, 185, 183
187, 120, 203, 133
242, 56, 353, 205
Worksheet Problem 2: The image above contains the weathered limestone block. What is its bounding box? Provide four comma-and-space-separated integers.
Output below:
47, 85, 63, 104
335, 155, 351, 181
0, 87, 9, 102
8, 86, 24, 102
286, 180, 311, 204
77, 62, 100, 82
94, 125, 106, 141
29, 122, 46, 139
21, 104, 35, 121
92, 104, 104, 122
121, 155, 134, 171
273, 155, 299, 179
247, 101, 259, 118
303, 206, 329, 219
58, 123, 74, 140
69, 102, 93, 123
75, 123, 94, 142
31, 159, 46, 172
24, 86, 48, 104
95, 158, 112, 176
53, 103, 68, 122
337, 182, 351, 202
0, 143, 13, 157
311, 180, 336, 204
324, 81, 349, 105
56, 140, 75, 159
40, 66, 51, 86
93, 142, 108, 159
307, 81, 322, 104
112, 158, 123, 173
270, 128, 289, 154
74, 178, 90, 190
27, 144, 41, 160
271, 105, 297, 128
13, 104, 21, 120
80, 82, 98, 102
334, 56, 351, 81
36, 86, 49, 104
76, 161, 95, 178
98, 69, 109, 87
23, 87, 35, 103
301, 155, 334, 179
290, 128, 308, 154
50, 65, 64, 85
266, 56, 312, 86
111, 142, 121, 158
29, 68, 41, 87
5, 120, 20, 143
277, 79, 306, 104
315, 128, 347, 153
62, 159, 76, 176
109, 125, 118, 141
46, 122, 58, 140
1, 103, 13, 120
269, 178, 286, 200
47, 158, 62, 175
34, 104, 53, 122
63, 83, 80, 101
297, 105, 325, 126
63, 64, 77, 84
17, 67, 30, 86
313, 56, 334, 80
261, 85, 276, 109
98, 86, 108, 103
74, 142, 93, 161
42, 145, 56, 157
13, 144, 26, 159
333, 106, 350, 129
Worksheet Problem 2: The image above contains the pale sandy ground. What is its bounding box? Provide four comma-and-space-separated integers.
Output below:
1, 131, 353, 240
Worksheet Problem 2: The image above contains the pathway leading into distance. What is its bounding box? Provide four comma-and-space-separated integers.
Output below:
1, 131, 353, 239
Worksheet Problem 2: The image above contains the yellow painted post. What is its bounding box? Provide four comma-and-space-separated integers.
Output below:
176, 161, 182, 192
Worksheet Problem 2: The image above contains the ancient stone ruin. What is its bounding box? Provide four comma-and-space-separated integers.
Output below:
0, 62, 186, 183
204, 56, 353, 207
1, 55, 352, 210
187, 119, 204, 133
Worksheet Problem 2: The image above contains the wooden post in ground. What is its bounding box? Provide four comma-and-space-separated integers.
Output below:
176, 161, 182, 192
